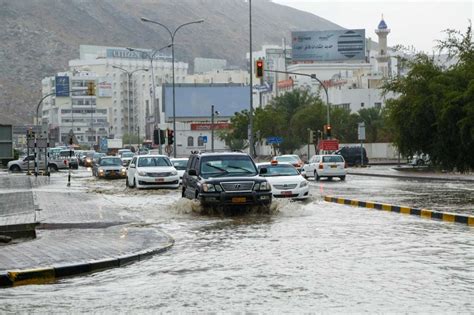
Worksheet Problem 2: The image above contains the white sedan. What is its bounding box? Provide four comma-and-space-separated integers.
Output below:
126, 155, 179, 189
170, 157, 189, 184
257, 162, 309, 200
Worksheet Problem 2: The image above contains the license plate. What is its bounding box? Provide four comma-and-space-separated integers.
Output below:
282, 191, 292, 196
110, 171, 115, 175
232, 197, 246, 203
155, 178, 164, 182
330, 165, 337, 168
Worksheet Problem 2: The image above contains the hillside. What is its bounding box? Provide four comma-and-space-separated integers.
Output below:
0, 0, 342, 124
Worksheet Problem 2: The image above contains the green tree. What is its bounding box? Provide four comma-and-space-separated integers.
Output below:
384, 23, 474, 171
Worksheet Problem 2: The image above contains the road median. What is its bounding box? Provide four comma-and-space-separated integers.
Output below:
324, 195, 474, 226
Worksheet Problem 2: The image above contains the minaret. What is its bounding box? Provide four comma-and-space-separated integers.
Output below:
375, 15, 390, 76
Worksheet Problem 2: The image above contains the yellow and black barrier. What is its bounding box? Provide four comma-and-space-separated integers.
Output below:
0, 241, 174, 288
324, 195, 474, 226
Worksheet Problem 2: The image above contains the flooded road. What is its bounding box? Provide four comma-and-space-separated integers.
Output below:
1, 169, 473, 313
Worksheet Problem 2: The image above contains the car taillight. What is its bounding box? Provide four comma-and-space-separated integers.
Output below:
64, 160, 68, 165
319, 164, 324, 169
344, 162, 348, 168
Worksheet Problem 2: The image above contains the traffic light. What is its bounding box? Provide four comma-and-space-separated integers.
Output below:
167, 129, 174, 145
255, 59, 264, 78
87, 81, 96, 96
153, 129, 166, 146
309, 130, 315, 143
325, 125, 332, 138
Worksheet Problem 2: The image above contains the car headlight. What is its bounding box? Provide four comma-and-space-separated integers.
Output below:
121, 168, 126, 173
171, 170, 178, 176
254, 181, 271, 191
138, 171, 147, 176
98, 168, 104, 173
202, 183, 215, 192
299, 180, 308, 188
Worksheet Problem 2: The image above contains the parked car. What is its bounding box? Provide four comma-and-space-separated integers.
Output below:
411, 153, 430, 166
120, 151, 135, 167
92, 156, 127, 179
271, 154, 304, 174
303, 154, 347, 181
334, 146, 369, 166
257, 162, 309, 200
182, 151, 272, 207
126, 155, 179, 189
170, 157, 189, 184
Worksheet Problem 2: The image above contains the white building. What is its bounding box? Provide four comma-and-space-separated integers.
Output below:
40, 71, 111, 146
69, 45, 189, 141
194, 57, 227, 73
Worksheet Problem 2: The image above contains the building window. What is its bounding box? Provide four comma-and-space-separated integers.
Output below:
197, 136, 204, 147
187, 136, 194, 147
375, 102, 382, 109
361, 102, 365, 107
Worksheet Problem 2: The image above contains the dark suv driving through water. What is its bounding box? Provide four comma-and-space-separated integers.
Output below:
182, 151, 272, 207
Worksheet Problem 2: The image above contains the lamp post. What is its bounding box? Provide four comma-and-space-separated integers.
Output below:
127, 44, 172, 154
112, 66, 148, 148
141, 17, 204, 157
211, 105, 220, 152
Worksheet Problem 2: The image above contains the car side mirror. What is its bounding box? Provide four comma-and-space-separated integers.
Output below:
259, 167, 267, 174
129, 164, 135, 168
188, 169, 197, 176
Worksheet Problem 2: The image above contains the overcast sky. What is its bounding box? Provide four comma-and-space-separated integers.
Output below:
272, 0, 473, 53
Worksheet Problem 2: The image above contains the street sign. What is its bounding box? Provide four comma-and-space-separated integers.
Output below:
66, 129, 79, 146
266, 136, 283, 144
358, 122, 366, 141
202, 136, 208, 143
100, 138, 108, 152
27, 138, 48, 148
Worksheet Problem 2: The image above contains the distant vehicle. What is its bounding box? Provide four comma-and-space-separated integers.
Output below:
126, 155, 179, 189
92, 156, 126, 178
119, 151, 135, 167
182, 151, 272, 207
257, 161, 309, 200
271, 154, 304, 174
91, 152, 106, 166
303, 154, 347, 181
136, 147, 149, 155
58, 150, 79, 169
7, 155, 68, 172
170, 157, 189, 184
82, 151, 97, 167
411, 153, 430, 166
334, 146, 369, 166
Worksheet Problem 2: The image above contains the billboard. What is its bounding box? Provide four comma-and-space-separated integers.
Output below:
97, 77, 112, 97
162, 84, 250, 120
292, 29, 366, 62
55, 76, 70, 97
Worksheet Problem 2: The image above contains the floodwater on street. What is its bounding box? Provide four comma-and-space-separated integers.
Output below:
1, 169, 473, 313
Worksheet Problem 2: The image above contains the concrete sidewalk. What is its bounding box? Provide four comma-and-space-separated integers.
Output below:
0, 173, 174, 287
347, 165, 474, 182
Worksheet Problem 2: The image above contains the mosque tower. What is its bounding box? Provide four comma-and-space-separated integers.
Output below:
375, 15, 390, 76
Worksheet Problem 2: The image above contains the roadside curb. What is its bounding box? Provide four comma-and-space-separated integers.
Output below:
347, 171, 474, 182
0, 236, 174, 288
324, 195, 474, 226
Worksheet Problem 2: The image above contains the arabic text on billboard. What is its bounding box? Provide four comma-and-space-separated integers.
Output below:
292, 29, 366, 62
55, 76, 70, 97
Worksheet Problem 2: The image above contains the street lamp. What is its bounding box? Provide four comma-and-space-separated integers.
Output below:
211, 105, 220, 152
112, 65, 148, 148
126, 44, 172, 154
141, 17, 204, 157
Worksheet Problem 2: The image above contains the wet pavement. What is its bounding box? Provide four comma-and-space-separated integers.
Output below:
0, 167, 473, 312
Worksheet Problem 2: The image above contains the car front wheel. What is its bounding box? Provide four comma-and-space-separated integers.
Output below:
314, 171, 320, 181
10, 165, 21, 172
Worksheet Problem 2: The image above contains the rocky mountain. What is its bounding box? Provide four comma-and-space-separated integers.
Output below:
0, 0, 342, 124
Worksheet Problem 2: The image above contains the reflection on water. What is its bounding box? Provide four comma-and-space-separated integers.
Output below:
1, 170, 472, 313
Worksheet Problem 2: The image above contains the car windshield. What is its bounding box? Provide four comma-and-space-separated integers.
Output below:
122, 152, 135, 158
322, 156, 344, 163
259, 164, 299, 177
172, 160, 188, 170
100, 158, 122, 166
200, 155, 257, 178
137, 157, 171, 167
